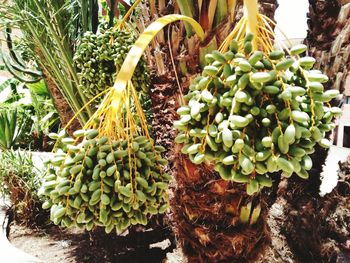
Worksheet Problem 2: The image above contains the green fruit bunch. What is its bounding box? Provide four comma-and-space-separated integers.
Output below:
175, 34, 341, 195
40, 129, 170, 233
74, 26, 150, 101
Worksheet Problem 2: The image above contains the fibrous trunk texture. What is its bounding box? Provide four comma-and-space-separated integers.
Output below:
43, 71, 81, 134
171, 149, 270, 262
306, 0, 350, 92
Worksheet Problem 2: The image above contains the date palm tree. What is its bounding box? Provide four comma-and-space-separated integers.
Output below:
140, 1, 279, 261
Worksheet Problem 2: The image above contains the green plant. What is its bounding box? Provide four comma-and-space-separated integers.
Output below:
0, 108, 26, 149
0, 77, 22, 104
27, 81, 60, 136
0, 149, 47, 225
0, 25, 42, 84
0, 24, 61, 137
0, 104, 34, 147
0, 76, 59, 150
0, 0, 98, 125
80, 0, 100, 33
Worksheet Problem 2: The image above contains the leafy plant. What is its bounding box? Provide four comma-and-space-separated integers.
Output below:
27, 81, 60, 136
0, 149, 47, 225
0, 0, 99, 125
0, 108, 26, 149
0, 25, 42, 84
0, 76, 59, 150
0, 77, 22, 104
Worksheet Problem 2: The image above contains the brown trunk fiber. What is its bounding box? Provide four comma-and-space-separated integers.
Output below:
306, 0, 350, 92
274, 146, 328, 262
43, 71, 81, 134
170, 149, 270, 262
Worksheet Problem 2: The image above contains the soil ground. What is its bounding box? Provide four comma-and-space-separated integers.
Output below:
6, 146, 350, 263
8, 224, 175, 263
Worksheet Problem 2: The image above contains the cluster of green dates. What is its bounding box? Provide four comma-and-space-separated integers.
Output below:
175, 34, 341, 195
40, 129, 170, 233
74, 26, 150, 101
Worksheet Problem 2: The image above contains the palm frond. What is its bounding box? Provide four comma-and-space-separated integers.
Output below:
0, 0, 101, 125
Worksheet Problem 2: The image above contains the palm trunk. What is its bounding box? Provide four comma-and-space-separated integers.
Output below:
42, 70, 81, 134
105, 0, 131, 18
306, 0, 350, 92
171, 149, 271, 262
147, 1, 279, 261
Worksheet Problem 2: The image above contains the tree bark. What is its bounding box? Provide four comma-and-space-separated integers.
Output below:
42, 71, 81, 134
261, 148, 350, 263
306, 0, 350, 92
170, 150, 271, 262
105, 0, 131, 18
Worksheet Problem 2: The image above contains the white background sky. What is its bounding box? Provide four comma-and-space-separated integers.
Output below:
275, 0, 309, 40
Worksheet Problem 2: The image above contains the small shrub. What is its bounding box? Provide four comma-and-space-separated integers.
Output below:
0, 150, 48, 225
0, 108, 27, 150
